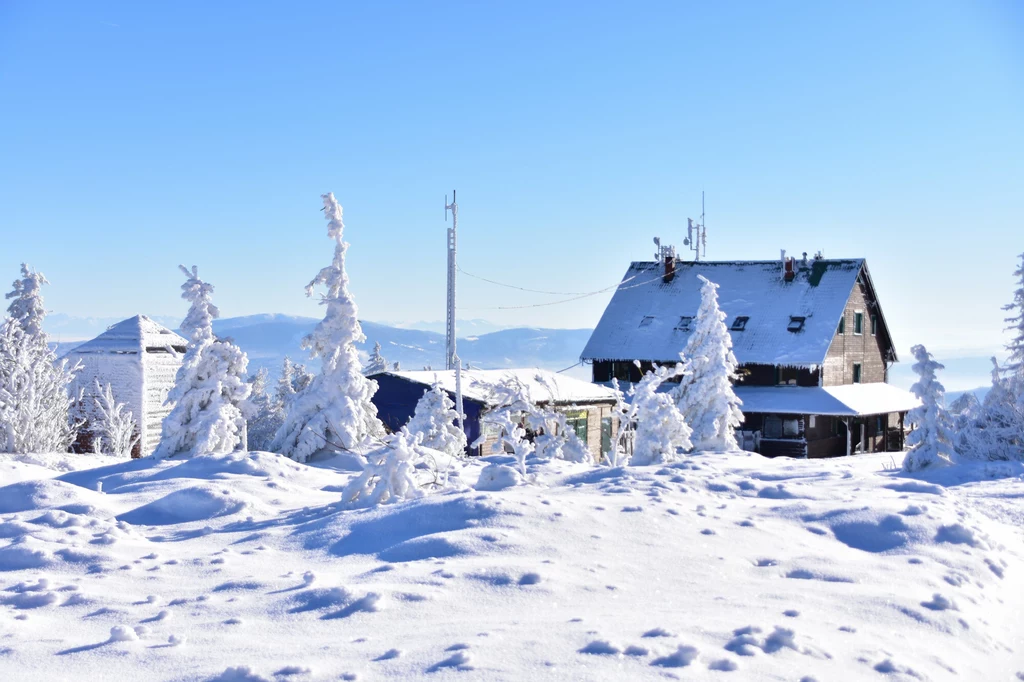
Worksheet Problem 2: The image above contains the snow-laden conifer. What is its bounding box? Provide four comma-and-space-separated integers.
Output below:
903, 345, 956, 471
0, 265, 81, 454
631, 363, 692, 465
404, 380, 467, 457
364, 341, 389, 376
271, 194, 385, 461
1003, 253, 1024, 418
341, 430, 429, 507
92, 380, 140, 457
154, 266, 253, 458
961, 358, 1023, 461
5, 263, 49, 338
277, 357, 314, 409
246, 367, 284, 451
476, 376, 536, 476
673, 276, 743, 452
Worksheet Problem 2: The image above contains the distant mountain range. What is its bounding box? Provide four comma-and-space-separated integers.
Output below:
51, 314, 593, 380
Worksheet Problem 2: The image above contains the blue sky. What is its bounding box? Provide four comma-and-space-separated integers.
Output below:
1, 1, 1022, 357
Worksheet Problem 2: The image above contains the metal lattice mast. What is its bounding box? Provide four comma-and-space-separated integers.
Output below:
445, 191, 458, 371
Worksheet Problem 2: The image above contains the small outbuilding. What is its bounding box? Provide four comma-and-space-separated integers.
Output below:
65, 315, 187, 457
369, 368, 620, 460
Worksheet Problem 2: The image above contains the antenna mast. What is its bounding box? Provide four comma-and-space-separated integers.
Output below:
445, 191, 458, 371
444, 190, 464, 436
684, 191, 707, 261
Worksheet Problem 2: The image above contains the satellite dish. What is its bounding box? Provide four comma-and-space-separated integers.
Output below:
653, 237, 661, 247
683, 237, 691, 246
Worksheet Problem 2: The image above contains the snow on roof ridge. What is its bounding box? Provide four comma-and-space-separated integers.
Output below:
66, 315, 187, 356
582, 258, 865, 366
733, 382, 920, 417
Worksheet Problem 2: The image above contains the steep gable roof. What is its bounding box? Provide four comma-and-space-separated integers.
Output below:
66, 315, 187, 356
581, 258, 864, 367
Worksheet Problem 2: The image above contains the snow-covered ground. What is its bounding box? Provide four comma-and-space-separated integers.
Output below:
0, 450, 1022, 681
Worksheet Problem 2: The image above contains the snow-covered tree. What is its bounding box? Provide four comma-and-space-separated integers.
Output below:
341, 430, 430, 507
1003, 253, 1024, 380
673, 275, 743, 452
0, 265, 81, 454
903, 345, 957, 471
960, 358, 1023, 462
948, 391, 981, 418
154, 265, 253, 458
91, 380, 139, 457
0, 319, 81, 453
475, 376, 536, 476
276, 357, 314, 409
5, 263, 49, 337
271, 194, 385, 461
364, 341, 389, 376
404, 380, 467, 457
631, 363, 692, 465
246, 367, 283, 451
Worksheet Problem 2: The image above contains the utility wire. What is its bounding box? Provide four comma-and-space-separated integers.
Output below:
457, 265, 638, 296
461, 266, 670, 311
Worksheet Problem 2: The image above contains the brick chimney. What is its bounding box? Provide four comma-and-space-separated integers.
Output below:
663, 256, 675, 283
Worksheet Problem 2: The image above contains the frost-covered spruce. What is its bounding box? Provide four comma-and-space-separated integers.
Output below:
963, 358, 1023, 461
364, 341, 389, 376
673, 275, 743, 452
341, 430, 428, 507
154, 266, 253, 458
631, 363, 692, 465
1003, 252, 1024, 403
0, 264, 81, 453
246, 367, 284, 452
903, 344, 956, 471
91, 380, 139, 457
277, 356, 314, 409
404, 380, 467, 457
271, 194, 385, 461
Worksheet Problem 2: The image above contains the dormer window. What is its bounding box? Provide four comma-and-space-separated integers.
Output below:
639, 316, 655, 328
787, 316, 806, 332
730, 316, 749, 331
675, 316, 693, 331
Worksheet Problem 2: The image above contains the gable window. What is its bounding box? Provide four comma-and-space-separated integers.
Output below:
730, 316, 749, 331
854, 312, 863, 335
852, 363, 862, 383
871, 314, 877, 336
675, 316, 693, 331
763, 416, 782, 438
783, 419, 800, 437
838, 316, 845, 335
787, 316, 806, 332
638, 315, 655, 328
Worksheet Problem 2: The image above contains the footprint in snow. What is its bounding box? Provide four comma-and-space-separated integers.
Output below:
623, 645, 648, 656
783, 610, 800, 618
426, 650, 473, 672
651, 644, 699, 668
709, 658, 738, 671
518, 572, 542, 586
579, 640, 620, 655
273, 665, 312, 677
642, 627, 675, 638
374, 648, 402, 661
920, 593, 956, 611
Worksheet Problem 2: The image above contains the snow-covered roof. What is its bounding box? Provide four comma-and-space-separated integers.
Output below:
380, 368, 618, 406
733, 383, 920, 417
65, 315, 187, 356
581, 259, 865, 367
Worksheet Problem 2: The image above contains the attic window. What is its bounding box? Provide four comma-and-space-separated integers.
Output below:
787, 316, 806, 332
675, 316, 693, 331
730, 316, 749, 331
639, 316, 655, 328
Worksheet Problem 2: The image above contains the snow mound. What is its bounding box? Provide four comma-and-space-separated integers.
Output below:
116, 485, 258, 526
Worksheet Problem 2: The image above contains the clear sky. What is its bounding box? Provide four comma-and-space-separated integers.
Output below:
1, 1, 1022, 358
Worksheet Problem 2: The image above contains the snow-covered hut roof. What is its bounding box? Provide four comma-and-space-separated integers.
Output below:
733, 383, 920, 417
65, 315, 187, 356
581, 258, 869, 367
379, 368, 618, 407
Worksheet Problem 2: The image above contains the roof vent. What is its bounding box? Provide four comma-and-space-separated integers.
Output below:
787, 316, 806, 332
675, 316, 693, 331
731, 316, 749, 331
639, 315, 655, 328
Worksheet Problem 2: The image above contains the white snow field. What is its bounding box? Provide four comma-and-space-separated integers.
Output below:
0, 450, 1022, 681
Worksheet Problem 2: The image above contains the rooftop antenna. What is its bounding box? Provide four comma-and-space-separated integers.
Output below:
683, 191, 707, 261
445, 190, 465, 436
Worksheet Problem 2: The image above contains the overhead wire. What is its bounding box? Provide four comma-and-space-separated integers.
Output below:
457, 265, 638, 296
